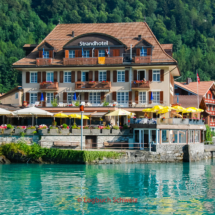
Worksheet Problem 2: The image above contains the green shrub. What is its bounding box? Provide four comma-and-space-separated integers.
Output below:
206, 124, 212, 143
104, 125, 110, 130
20, 131, 25, 137
51, 98, 58, 107
50, 126, 58, 129
123, 124, 128, 129
7, 124, 13, 129
83, 126, 89, 129
112, 125, 119, 130
32, 131, 37, 134
27, 126, 36, 129
62, 123, 68, 129
103, 101, 109, 107
52, 121, 57, 126
75, 101, 80, 107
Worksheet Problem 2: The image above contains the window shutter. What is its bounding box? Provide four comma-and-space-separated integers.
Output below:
72, 71, 75, 83
113, 49, 120, 56
133, 70, 137, 81
77, 71, 81, 81
125, 70, 129, 82
135, 91, 138, 104
101, 92, 105, 101
160, 70, 164, 81
149, 91, 152, 104
84, 92, 88, 101
49, 50, 53, 58
26, 72, 30, 83
94, 50, 98, 57
89, 71, 93, 81
149, 70, 152, 81
75, 50, 79, 57
37, 72, 41, 83
129, 91, 132, 106
26, 92, 30, 104
65, 50, 69, 58
107, 70, 110, 81
59, 71, 63, 83
112, 92, 116, 101
147, 48, 151, 56
43, 92, 46, 107
113, 70, 117, 82
37, 92, 41, 101
42, 72, 46, 82
95, 71, 98, 81
39, 51, 42, 58
160, 91, 163, 104
54, 71, 57, 82
136, 48, 140, 56
63, 92, 67, 103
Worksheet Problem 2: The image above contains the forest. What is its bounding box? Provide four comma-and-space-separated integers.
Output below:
1, 0, 215, 92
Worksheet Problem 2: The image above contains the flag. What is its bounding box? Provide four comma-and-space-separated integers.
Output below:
73, 93, 77, 101
177, 95, 179, 104
82, 48, 84, 57
42, 48, 45, 58
40, 93, 44, 101
106, 49, 109, 55
197, 73, 200, 83
141, 46, 144, 56
151, 92, 154, 101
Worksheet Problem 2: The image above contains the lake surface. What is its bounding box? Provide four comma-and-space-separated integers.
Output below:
0, 161, 215, 214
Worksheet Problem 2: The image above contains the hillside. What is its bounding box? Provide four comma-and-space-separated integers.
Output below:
1, 0, 215, 92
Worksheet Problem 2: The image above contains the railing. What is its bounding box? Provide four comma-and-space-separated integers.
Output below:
207, 111, 215, 115
204, 98, 215, 104
75, 81, 111, 91
39, 82, 59, 90
63, 57, 123, 66
210, 122, 215, 126
134, 56, 151, 64
131, 81, 150, 89
36, 58, 53, 66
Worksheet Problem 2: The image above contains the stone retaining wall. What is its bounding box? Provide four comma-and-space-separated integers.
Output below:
0, 135, 39, 145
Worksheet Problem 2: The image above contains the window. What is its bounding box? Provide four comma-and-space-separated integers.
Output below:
179, 130, 186, 143
99, 50, 105, 57
117, 71, 125, 82
82, 72, 89, 81
139, 92, 146, 104
99, 71, 107, 81
44, 51, 49, 58
30, 93, 37, 104
117, 92, 129, 106
83, 50, 90, 58
194, 130, 200, 143
208, 94, 211, 99
47, 93, 54, 104
64, 72, 71, 83
46, 72, 54, 82
153, 70, 160, 82
67, 93, 73, 103
170, 130, 178, 143
162, 130, 170, 143
189, 130, 194, 143
152, 92, 160, 103
30, 72, 37, 83
137, 71, 145, 80
69, 50, 75, 58
89, 92, 101, 104
140, 48, 147, 56
15, 92, 18, 99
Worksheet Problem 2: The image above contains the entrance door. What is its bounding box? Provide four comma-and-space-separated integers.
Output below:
144, 130, 149, 148
85, 136, 97, 149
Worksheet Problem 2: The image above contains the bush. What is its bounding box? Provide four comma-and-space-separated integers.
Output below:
7, 124, 13, 129
38, 126, 47, 130
104, 125, 110, 130
62, 123, 68, 129
27, 126, 36, 129
205, 124, 212, 143
51, 98, 58, 107
112, 125, 119, 130
20, 131, 25, 137
52, 121, 57, 126
75, 101, 80, 107
83, 126, 89, 129
123, 124, 128, 129
32, 131, 37, 134
103, 101, 109, 107
72, 124, 80, 129
50, 126, 58, 129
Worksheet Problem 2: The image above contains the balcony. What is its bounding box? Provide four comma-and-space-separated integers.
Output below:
210, 122, 215, 126
131, 81, 150, 89
39, 82, 59, 91
63, 57, 123, 66
134, 56, 151, 64
75, 81, 111, 92
207, 111, 215, 115
204, 98, 215, 104
36, 58, 53, 66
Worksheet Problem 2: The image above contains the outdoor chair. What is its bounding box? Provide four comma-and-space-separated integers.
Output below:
86, 102, 92, 106
81, 101, 85, 106
58, 102, 64, 107
35, 101, 41, 107
132, 102, 136, 107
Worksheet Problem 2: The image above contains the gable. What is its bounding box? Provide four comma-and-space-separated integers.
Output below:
38, 41, 54, 50
135, 39, 153, 47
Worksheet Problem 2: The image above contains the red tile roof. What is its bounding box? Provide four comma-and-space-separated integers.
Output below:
161, 44, 173, 50
174, 95, 203, 108
175, 81, 214, 96
13, 22, 176, 66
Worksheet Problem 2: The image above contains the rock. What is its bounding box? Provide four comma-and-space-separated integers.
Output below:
0, 155, 11, 164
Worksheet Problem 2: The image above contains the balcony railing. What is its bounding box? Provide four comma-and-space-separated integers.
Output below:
36, 58, 53, 66
210, 122, 215, 126
207, 111, 215, 115
63, 57, 123, 66
131, 81, 150, 89
134, 56, 151, 64
39, 82, 59, 91
204, 98, 215, 104
75, 81, 111, 91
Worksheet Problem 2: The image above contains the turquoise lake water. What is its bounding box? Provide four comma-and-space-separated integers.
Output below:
0, 161, 215, 214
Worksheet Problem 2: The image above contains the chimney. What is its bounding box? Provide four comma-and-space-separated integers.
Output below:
186, 78, 192, 85
138, 35, 141, 41
72, 31, 75, 37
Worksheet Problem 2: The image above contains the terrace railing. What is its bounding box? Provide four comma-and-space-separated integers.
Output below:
131, 81, 150, 89
75, 81, 111, 91
39, 82, 59, 91
36, 58, 53, 66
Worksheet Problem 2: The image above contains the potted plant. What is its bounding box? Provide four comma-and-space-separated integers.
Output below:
38, 125, 48, 135
51, 98, 58, 107
83, 126, 91, 135
92, 126, 101, 134
3, 124, 14, 135
75, 101, 80, 107
103, 101, 109, 107
26, 126, 36, 135
71, 124, 81, 135
23, 101, 28, 107
49, 126, 59, 135
111, 125, 120, 135
102, 125, 110, 135
60, 123, 70, 135
14, 126, 26, 135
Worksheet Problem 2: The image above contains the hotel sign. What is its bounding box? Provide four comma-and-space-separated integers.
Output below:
79, 41, 108, 46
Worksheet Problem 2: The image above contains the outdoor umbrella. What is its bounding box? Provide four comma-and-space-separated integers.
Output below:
69, 114, 89, 125
13, 107, 53, 126
0, 108, 14, 124
172, 105, 186, 112
54, 113, 68, 125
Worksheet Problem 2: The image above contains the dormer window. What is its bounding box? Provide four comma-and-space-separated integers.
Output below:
69, 50, 75, 58
83, 50, 90, 58
44, 51, 49, 58
140, 48, 147, 56
99, 50, 105, 57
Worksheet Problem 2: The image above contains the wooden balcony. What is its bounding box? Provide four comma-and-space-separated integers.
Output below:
204, 98, 215, 104
36, 58, 53, 66
63, 57, 123, 66
210, 122, 215, 126
131, 81, 150, 89
39, 82, 59, 91
75, 81, 111, 91
134, 56, 151, 64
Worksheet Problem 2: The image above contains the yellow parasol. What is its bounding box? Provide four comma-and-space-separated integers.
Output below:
172, 105, 186, 112
151, 105, 164, 111
157, 109, 169, 114
142, 108, 157, 113
54, 113, 68, 125
187, 107, 204, 112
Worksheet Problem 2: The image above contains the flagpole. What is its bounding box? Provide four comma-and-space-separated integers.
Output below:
197, 70, 199, 118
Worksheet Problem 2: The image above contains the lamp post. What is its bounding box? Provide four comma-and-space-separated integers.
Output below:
80, 105, 84, 150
